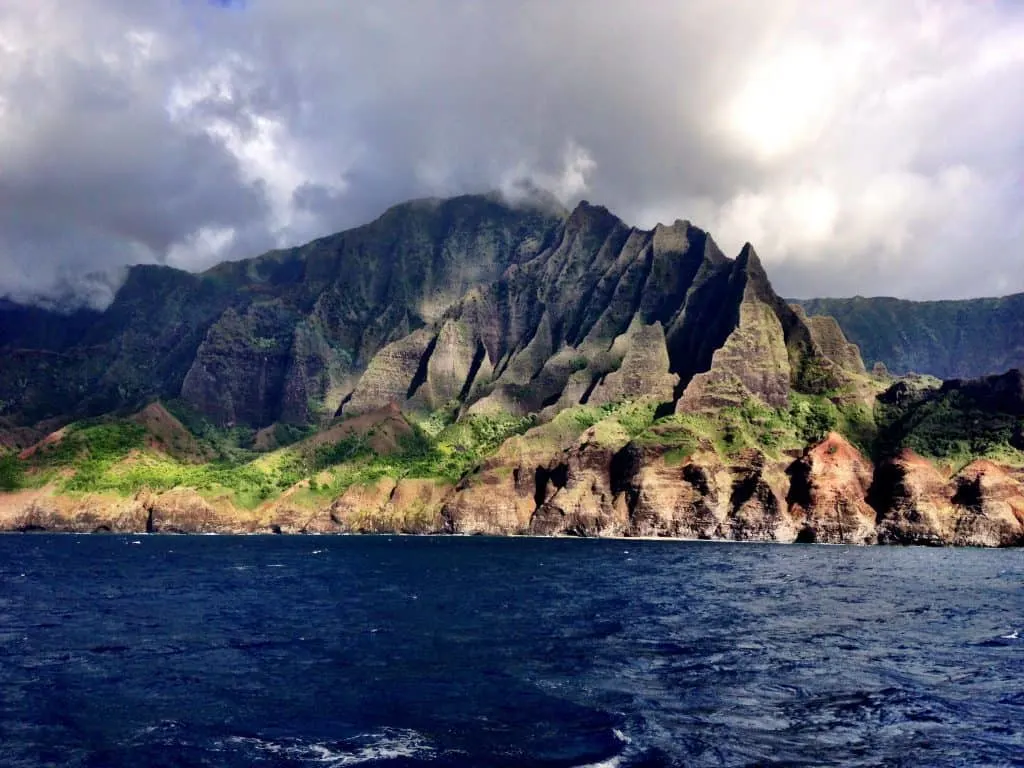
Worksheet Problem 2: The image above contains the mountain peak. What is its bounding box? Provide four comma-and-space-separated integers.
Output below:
653, 218, 690, 231
736, 242, 761, 268
0, 191, 857, 429
566, 198, 614, 222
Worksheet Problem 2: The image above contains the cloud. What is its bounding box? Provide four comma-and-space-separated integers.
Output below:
500, 140, 597, 203
1, 0, 1022, 307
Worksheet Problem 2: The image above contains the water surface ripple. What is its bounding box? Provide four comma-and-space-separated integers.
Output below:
0, 536, 1021, 767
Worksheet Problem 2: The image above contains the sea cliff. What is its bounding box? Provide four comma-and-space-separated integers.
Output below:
2, 195, 1022, 545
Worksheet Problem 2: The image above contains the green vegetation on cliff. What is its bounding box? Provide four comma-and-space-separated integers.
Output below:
12, 406, 536, 509
3, 192, 1023, 535
0, 453, 23, 491
305, 411, 537, 499
631, 392, 875, 466
873, 372, 1024, 468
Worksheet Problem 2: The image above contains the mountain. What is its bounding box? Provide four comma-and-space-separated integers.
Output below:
2, 194, 1023, 545
1, 194, 566, 426
1, 193, 856, 430
797, 294, 1024, 379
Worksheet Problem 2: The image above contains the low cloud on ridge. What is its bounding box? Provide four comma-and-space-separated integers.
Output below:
1, 0, 1022, 308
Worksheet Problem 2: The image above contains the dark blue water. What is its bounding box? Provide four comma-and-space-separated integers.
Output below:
0, 536, 1021, 768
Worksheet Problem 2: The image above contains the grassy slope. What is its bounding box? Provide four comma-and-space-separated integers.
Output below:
3, 374, 1022, 504
1, 406, 535, 509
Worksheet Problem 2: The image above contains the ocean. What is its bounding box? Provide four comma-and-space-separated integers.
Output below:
0, 535, 1021, 767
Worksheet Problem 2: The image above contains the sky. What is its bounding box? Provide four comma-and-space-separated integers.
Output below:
1, 0, 1023, 308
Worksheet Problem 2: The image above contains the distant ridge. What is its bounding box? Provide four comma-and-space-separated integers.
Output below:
795, 294, 1024, 378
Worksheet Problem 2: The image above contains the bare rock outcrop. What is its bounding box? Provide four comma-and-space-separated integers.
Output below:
786, 433, 877, 544
328, 477, 451, 533
587, 321, 678, 407
872, 451, 955, 545
726, 449, 799, 542
676, 245, 853, 413
328, 477, 398, 532
612, 437, 797, 542
406, 319, 483, 413
3, 487, 255, 534
383, 478, 451, 533
798, 309, 867, 375
441, 413, 634, 536
9, 493, 148, 533
677, 291, 791, 411
618, 443, 732, 539
441, 444, 546, 535
530, 424, 632, 536
949, 461, 1024, 547
343, 330, 435, 416
142, 488, 246, 534
870, 452, 1024, 546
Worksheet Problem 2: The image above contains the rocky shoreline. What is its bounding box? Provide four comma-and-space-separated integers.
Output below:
4, 431, 1022, 546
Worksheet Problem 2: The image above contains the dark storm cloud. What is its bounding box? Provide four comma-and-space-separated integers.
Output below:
1, 0, 1022, 307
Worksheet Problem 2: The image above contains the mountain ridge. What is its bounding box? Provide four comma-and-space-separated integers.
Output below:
795, 293, 1024, 379
2, 192, 1023, 545
0, 193, 860, 430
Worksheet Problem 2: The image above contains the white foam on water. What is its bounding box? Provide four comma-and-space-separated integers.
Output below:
225, 727, 434, 765
1000, 630, 1019, 640
567, 727, 633, 768
139, 719, 183, 736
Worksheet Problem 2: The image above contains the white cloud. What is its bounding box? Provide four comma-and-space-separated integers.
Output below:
500, 140, 596, 204
1, 0, 1023, 303
167, 225, 237, 271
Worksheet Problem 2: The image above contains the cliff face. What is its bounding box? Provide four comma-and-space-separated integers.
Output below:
797, 294, 1024, 379
870, 453, 1024, 547
787, 432, 877, 544
0, 195, 564, 428
3, 383, 1023, 546
2, 192, 1023, 546
355, 214, 863, 424
9, 423, 1020, 545
2, 195, 859, 432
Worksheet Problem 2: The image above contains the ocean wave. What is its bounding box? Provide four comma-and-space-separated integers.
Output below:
570, 726, 632, 768
224, 727, 434, 765
574, 758, 622, 768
